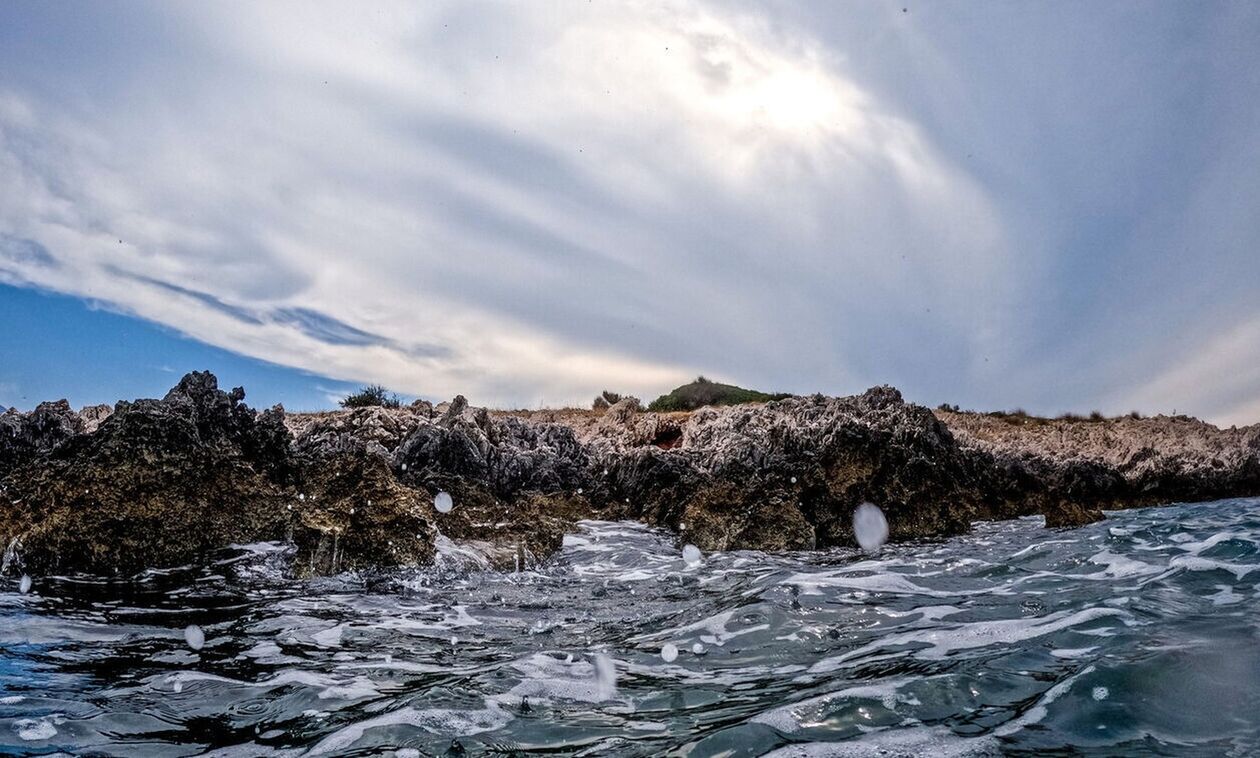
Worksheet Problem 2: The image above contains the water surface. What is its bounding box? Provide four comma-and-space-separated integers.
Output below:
3, 498, 1260, 756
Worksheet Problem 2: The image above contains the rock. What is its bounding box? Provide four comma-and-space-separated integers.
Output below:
2, 371, 1257, 576
290, 452, 436, 575
292, 406, 425, 460
0, 400, 84, 477
78, 403, 113, 433
0, 374, 291, 575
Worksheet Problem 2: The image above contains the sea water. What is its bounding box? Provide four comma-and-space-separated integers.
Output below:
2, 497, 1260, 755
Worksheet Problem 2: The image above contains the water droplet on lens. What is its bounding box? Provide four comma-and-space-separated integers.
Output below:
184, 625, 205, 651
791, 476, 797, 483
853, 502, 889, 554
594, 653, 617, 700
661, 643, 678, 662
434, 491, 454, 513
1092, 686, 1109, 701
19, 575, 31, 594
682, 544, 702, 566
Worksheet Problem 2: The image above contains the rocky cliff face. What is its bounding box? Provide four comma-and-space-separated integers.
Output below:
2, 372, 1257, 577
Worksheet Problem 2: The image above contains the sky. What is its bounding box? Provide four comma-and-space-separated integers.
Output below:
1, 2, 1258, 424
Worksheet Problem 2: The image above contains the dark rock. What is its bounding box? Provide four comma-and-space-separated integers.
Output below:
0, 399, 84, 477
3, 371, 1258, 576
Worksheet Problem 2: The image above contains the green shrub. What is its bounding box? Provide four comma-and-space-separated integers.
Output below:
340, 384, 401, 409
648, 376, 790, 412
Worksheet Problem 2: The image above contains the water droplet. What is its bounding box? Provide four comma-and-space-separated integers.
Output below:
682, 544, 702, 566
853, 502, 889, 554
434, 491, 454, 514
18, 575, 31, 594
692, 642, 705, 655
791, 476, 797, 483
577, 488, 584, 494
1092, 686, 1109, 701
298, 493, 306, 501
184, 625, 205, 651
349, 508, 355, 515
401, 462, 408, 471
660, 643, 678, 662
594, 653, 617, 700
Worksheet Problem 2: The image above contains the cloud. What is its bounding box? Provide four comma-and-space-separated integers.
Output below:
0, 0, 1013, 407
0, 1, 1256, 419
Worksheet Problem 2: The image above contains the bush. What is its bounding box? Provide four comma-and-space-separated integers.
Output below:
340, 384, 401, 409
648, 376, 790, 412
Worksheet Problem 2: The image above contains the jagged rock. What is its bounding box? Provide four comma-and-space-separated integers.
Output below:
78, 403, 113, 433
0, 400, 84, 477
292, 406, 425, 460
3, 371, 1258, 576
0, 373, 290, 575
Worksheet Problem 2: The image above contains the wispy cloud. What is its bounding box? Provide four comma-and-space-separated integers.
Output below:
0, 1, 1257, 420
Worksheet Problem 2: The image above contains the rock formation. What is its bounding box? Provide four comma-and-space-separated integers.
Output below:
1, 372, 1257, 577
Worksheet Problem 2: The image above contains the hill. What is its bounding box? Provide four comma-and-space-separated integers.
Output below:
647, 376, 790, 412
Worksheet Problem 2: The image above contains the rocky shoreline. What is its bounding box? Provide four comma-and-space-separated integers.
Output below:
2, 371, 1258, 577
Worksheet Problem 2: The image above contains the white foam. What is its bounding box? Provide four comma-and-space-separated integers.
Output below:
1175, 531, 1243, 555
164, 669, 378, 701
1168, 555, 1260, 580
307, 702, 511, 755
1050, 646, 1099, 659
504, 653, 621, 704
11, 717, 58, 741
751, 678, 917, 732
784, 570, 985, 598
1009, 539, 1076, 558
1087, 551, 1162, 579
811, 608, 1129, 673
761, 726, 999, 756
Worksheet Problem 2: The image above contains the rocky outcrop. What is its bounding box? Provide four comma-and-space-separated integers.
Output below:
940, 410, 1260, 521
2, 372, 1257, 577
0, 373, 432, 576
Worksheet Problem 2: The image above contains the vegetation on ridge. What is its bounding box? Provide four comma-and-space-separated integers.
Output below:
340, 384, 401, 409
648, 376, 790, 412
